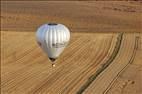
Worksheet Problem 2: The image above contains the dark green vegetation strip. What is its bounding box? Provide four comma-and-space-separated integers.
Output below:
77, 33, 123, 94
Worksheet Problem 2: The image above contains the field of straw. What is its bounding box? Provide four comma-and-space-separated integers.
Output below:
1, 1, 142, 94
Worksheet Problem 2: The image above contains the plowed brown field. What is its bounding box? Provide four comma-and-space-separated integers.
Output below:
1, 1, 142, 94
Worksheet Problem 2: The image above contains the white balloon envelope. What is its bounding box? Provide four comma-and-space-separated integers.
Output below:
36, 23, 70, 63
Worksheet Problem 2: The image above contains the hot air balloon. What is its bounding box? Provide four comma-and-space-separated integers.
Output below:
36, 23, 70, 67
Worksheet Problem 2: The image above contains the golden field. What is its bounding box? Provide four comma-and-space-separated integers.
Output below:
1, 1, 142, 94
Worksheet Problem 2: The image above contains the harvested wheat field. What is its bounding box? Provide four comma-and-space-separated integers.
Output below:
1, 1, 142, 94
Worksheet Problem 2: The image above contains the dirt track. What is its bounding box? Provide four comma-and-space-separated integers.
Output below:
1, 1, 142, 94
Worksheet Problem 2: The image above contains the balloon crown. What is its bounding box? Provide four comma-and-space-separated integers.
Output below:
48, 23, 58, 26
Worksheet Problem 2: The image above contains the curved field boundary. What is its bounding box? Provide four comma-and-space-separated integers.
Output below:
77, 33, 123, 94
83, 34, 136, 94
104, 35, 139, 94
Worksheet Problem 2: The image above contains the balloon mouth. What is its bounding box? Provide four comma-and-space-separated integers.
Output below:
37, 41, 41, 46
48, 23, 58, 26
49, 58, 56, 62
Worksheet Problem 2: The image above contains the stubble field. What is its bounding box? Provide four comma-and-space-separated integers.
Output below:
1, 1, 142, 94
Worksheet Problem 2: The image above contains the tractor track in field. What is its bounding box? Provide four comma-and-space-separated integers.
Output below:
103, 35, 139, 94
84, 34, 137, 94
